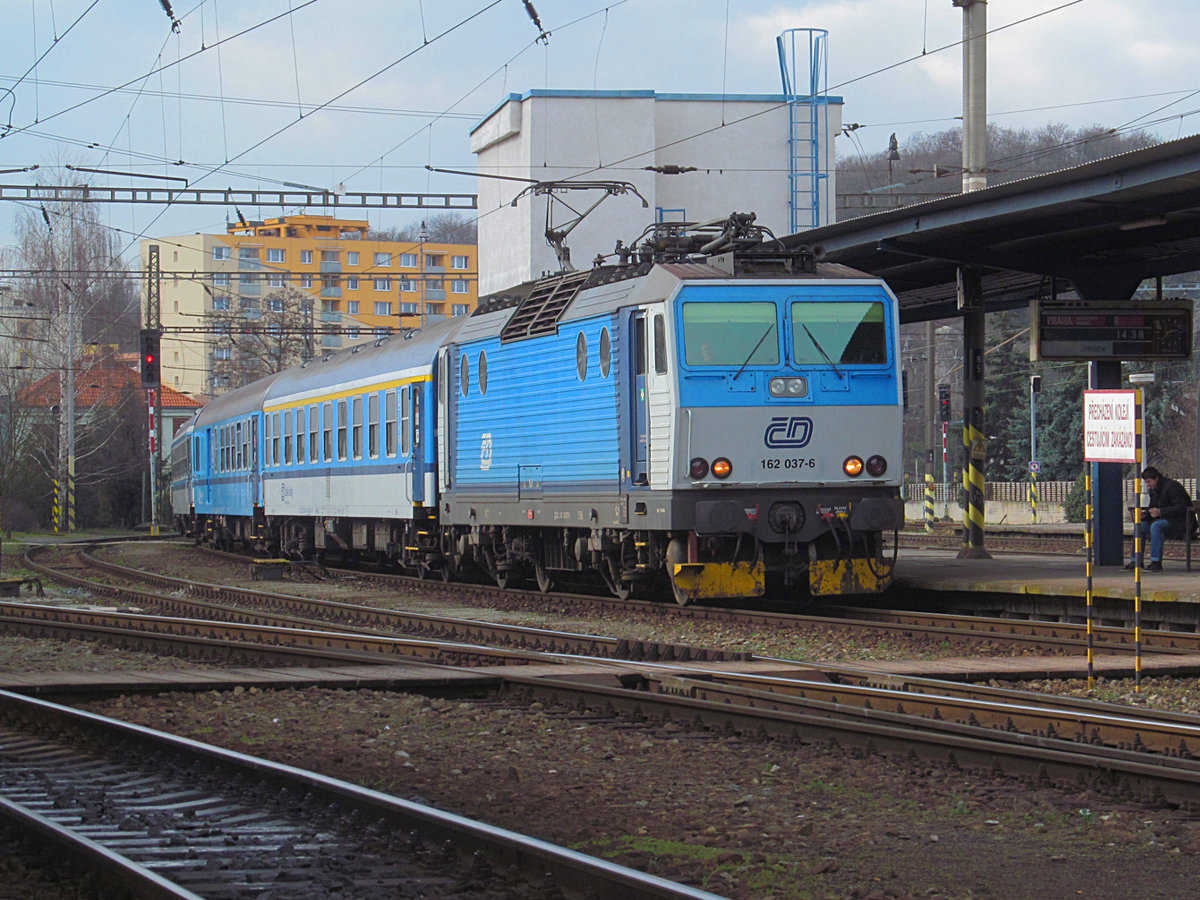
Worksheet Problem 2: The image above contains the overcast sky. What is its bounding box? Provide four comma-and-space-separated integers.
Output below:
0, 0, 1196, 253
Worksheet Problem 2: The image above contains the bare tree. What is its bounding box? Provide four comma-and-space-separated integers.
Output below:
366, 212, 477, 244
208, 285, 314, 389
5, 184, 142, 529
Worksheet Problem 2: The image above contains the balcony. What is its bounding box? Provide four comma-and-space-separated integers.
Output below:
425, 289, 446, 301
320, 311, 342, 323
423, 264, 445, 274
320, 262, 342, 273
321, 286, 342, 298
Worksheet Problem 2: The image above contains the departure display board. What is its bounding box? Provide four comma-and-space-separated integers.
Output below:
1032, 300, 1193, 361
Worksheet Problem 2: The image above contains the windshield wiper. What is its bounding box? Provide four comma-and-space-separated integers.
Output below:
801, 324, 844, 380
733, 323, 775, 381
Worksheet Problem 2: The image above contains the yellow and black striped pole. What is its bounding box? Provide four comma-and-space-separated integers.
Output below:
1029, 472, 1038, 524
53, 480, 60, 533
924, 474, 935, 533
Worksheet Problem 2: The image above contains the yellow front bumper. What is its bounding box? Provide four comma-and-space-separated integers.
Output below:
672, 560, 766, 602
809, 557, 893, 596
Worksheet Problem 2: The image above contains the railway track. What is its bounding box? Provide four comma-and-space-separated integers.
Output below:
19, 541, 1200, 672
20, 545, 748, 665
17, 541, 1200, 833
0, 689, 721, 900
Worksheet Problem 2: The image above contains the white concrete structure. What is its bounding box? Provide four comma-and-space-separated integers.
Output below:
470, 89, 842, 295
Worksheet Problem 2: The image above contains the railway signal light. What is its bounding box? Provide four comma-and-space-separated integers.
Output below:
139, 328, 161, 388
937, 384, 951, 423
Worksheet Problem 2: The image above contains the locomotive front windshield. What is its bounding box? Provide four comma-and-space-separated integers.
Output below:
682, 301, 779, 366
791, 301, 887, 366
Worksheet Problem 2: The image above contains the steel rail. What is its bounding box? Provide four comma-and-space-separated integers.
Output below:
0, 600, 549, 668
831, 604, 1200, 654
63, 546, 746, 662
500, 672, 1200, 810
0, 690, 722, 900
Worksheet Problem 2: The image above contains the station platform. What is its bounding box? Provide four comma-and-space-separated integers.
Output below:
892, 546, 1200, 605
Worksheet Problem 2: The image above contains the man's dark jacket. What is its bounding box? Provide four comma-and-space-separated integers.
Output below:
1149, 476, 1194, 539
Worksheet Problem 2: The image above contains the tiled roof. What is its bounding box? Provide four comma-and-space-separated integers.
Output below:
18, 360, 204, 410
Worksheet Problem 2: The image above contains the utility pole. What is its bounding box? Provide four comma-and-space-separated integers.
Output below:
955, 0, 991, 559
145, 245, 163, 535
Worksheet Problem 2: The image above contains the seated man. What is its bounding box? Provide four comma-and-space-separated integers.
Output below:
1127, 466, 1194, 571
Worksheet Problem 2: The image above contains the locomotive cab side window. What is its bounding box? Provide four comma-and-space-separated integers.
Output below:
791, 301, 887, 366
653, 314, 668, 374
682, 302, 779, 366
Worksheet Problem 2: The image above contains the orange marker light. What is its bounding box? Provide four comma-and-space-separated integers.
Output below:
711, 457, 732, 479
843, 456, 864, 477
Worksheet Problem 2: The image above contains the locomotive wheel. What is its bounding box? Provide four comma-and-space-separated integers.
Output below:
495, 568, 521, 590
534, 563, 555, 594
671, 577, 693, 606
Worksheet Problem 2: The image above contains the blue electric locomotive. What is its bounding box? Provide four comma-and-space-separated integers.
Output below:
175, 215, 904, 602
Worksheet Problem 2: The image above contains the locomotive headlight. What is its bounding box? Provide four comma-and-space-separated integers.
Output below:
689, 457, 710, 479
843, 456, 864, 477
866, 454, 888, 477
711, 457, 733, 479
769, 376, 809, 398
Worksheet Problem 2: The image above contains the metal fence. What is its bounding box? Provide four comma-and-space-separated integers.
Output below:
904, 478, 1199, 505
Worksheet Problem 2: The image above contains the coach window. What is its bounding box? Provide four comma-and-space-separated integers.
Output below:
310, 406, 320, 463
653, 315, 668, 375
272, 413, 281, 466
385, 390, 398, 456
294, 409, 305, 464
400, 388, 411, 456
237, 421, 246, 469
368, 394, 379, 457
599, 327, 611, 378
283, 412, 293, 464
352, 397, 363, 459
322, 402, 333, 462
337, 400, 348, 460
576, 331, 588, 381
460, 354, 469, 397
478, 351, 487, 394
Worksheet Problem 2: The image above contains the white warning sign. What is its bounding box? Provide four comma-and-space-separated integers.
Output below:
1083, 389, 1139, 464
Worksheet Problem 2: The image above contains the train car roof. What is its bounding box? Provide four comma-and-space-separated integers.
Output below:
453, 259, 890, 345
264, 314, 472, 407
195, 370, 288, 428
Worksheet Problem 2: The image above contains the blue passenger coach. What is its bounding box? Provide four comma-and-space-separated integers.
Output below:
177, 215, 904, 603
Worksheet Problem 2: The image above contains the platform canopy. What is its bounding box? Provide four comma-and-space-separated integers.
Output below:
784, 133, 1200, 322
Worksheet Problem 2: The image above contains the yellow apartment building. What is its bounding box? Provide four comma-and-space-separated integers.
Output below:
140, 214, 479, 397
